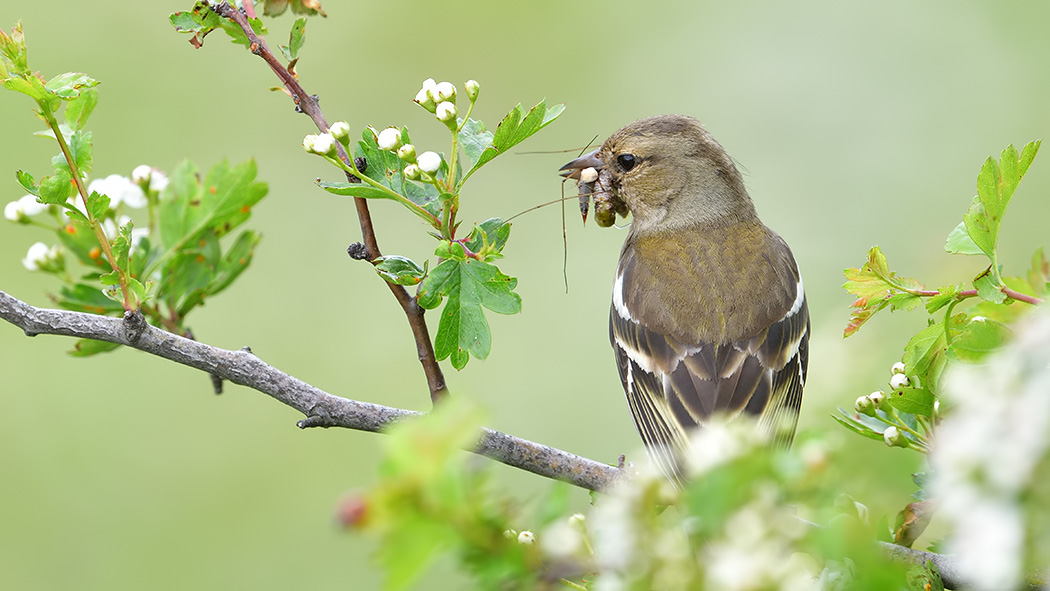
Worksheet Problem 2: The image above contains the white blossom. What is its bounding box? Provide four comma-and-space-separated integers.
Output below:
403, 164, 422, 181
882, 426, 900, 447
579, 167, 599, 183
88, 174, 147, 209
302, 134, 318, 152
416, 151, 442, 174
132, 165, 168, 193
516, 530, 535, 545
932, 309, 1050, 590
891, 361, 906, 374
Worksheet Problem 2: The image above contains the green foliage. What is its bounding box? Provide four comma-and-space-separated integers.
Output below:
3, 21, 267, 353
170, 2, 268, 48
840, 140, 1046, 454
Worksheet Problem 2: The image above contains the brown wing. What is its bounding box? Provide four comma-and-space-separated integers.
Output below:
609, 224, 809, 484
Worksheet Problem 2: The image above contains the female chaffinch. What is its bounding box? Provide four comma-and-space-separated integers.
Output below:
561, 115, 810, 485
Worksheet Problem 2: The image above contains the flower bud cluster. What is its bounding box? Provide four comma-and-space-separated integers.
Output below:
21, 241, 63, 272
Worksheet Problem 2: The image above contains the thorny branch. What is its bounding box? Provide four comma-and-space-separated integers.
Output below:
206, 1, 447, 403
0, 289, 1033, 590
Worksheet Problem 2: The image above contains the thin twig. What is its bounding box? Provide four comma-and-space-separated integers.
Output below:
207, 1, 447, 402
0, 289, 611, 491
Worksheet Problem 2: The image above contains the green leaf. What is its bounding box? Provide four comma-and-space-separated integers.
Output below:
317, 180, 395, 200
279, 17, 307, 61
888, 387, 935, 417
962, 141, 1041, 260
204, 229, 260, 297
86, 191, 109, 222
948, 317, 1010, 362
0, 22, 29, 76
842, 246, 925, 336
1028, 247, 1049, 296
416, 259, 522, 370
943, 221, 982, 255
16, 170, 38, 196
44, 72, 98, 99
374, 255, 426, 286
158, 158, 267, 250
462, 100, 564, 181
2, 73, 49, 102
65, 87, 97, 130
56, 283, 124, 314
169, 2, 268, 49
38, 169, 73, 204
463, 218, 511, 261
351, 127, 441, 217
973, 267, 1006, 304
458, 118, 493, 166
902, 323, 946, 378
69, 130, 93, 174
887, 292, 922, 312
831, 411, 886, 443
69, 338, 121, 357
924, 285, 958, 313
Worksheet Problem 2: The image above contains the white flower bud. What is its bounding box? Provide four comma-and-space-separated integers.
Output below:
891, 361, 906, 375
854, 395, 875, 416
433, 81, 456, 103
869, 390, 886, 407
397, 143, 416, 163
131, 165, 152, 183
568, 513, 586, 530
883, 426, 906, 447
330, 121, 351, 141
579, 167, 598, 183
312, 133, 336, 155
435, 101, 457, 122
303, 134, 318, 152
415, 78, 438, 112
889, 373, 910, 390
403, 164, 422, 180
517, 530, 535, 545
22, 241, 51, 271
376, 127, 402, 151
503, 529, 516, 539
5, 200, 25, 222
416, 151, 442, 174
465, 79, 480, 102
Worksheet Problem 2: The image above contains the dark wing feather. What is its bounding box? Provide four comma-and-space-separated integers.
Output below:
609, 225, 810, 483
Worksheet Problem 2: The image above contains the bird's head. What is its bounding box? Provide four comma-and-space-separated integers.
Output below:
561, 114, 755, 235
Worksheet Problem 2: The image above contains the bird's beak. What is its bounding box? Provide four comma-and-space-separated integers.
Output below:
559, 150, 604, 179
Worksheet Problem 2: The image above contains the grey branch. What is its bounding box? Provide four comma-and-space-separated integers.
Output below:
0, 289, 617, 492
0, 289, 1021, 589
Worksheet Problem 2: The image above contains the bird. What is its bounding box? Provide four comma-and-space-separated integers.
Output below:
560, 115, 809, 485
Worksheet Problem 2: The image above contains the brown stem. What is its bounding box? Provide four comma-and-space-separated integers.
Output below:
208, 1, 447, 402
914, 286, 1043, 306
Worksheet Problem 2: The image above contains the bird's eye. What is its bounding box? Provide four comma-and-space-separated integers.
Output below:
616, 153, 637, 172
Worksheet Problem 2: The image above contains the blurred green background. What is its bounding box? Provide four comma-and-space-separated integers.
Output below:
1, 1, 1048, 588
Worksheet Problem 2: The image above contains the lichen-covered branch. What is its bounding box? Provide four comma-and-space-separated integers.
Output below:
0, 289, 613, 491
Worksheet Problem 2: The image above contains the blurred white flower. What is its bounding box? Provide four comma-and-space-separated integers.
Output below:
22, 242, 51, 271
303, 134, 318, 152
882, 426, 901, 447
540, 520, 582, 558
932, 309, 1050, 590
4, 200, 24, 222
88, 174, 146, 209
416, 151, 442, 174
516, 530, 535, 545
685, 417, 764, 477
868, 390, 885, 407
132, 165, 169, 193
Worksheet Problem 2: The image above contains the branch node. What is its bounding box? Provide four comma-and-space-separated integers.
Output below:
121, 310, 147, 343
347, 242, 370, 261
297, 410, 334, 429
240, 345, 254, 355
210, 373, 224, 395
